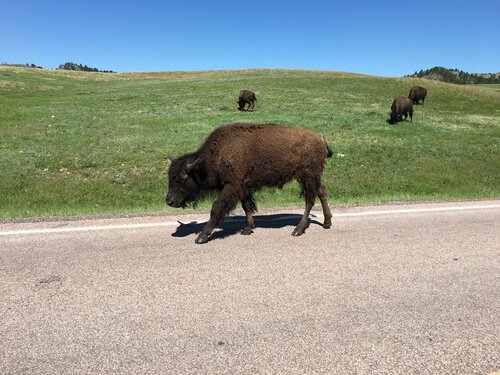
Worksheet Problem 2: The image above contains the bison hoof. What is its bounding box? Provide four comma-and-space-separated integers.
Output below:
323, 222, 332, 229
291, 228, 304, 236
241, 228, 254, 235
195, 235, 209, 244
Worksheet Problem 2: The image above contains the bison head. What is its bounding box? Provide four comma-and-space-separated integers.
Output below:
388, 112, 399, 125
166, 156, 204, 208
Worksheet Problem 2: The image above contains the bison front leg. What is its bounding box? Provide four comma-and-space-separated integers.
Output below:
241, 193, 257, 235
195, 184, 239, 244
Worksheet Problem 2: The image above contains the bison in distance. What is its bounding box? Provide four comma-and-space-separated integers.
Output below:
166, 122, 333, 244
238, 90, 257, 111
408, 86, 427, 104
389, 96, 414, 125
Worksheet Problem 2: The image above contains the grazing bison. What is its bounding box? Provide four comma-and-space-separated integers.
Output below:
408, 86, 427, 104
238, 90, 257, 111
166, 122, 333, 244
389, 96, 413, 124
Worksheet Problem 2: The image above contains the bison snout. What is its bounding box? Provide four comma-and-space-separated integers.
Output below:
166, 195, 176, 207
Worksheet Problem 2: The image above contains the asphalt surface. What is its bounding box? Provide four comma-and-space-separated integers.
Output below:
1, 200, 499, 374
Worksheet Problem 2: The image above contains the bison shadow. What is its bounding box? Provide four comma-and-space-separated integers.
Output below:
171, 213, 323, 241
386, 117, 411, 125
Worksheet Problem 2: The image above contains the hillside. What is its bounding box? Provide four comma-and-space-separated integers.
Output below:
407, 66, 500, 84
0, 66, 499, 219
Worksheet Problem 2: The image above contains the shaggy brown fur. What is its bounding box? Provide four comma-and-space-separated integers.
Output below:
166, 122, 333, 244
238, 90, 257, 111
408, 86, 427, 104
389, 96, 413, 124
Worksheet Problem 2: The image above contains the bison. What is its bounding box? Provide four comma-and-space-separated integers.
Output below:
166, 122, 333, 244
389, 96, 413, 124
408, 86, 427, 104
238, 90, 257, 111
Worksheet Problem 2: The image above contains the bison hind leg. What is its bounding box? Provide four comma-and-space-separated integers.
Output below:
292, 178, 319, 236
318, 184, 332, 229
292, 200, 314, 236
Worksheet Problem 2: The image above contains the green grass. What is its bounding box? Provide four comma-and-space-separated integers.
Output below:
477, 83, 500, 92
1, 66, 499, 220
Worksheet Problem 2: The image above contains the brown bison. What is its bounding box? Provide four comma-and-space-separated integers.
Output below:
166, 122, 333, 244
408, 86, 427, 104
389, 96, 413, 124
238, 90, 257, 111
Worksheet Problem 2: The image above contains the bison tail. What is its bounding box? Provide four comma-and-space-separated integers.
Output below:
322, 136, 333, 158
326, 143, 333, 158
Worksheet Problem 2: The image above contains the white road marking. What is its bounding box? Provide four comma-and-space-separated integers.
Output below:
0, 222, 179, 236
1, 204, 499, 236
329, 204, 500, 217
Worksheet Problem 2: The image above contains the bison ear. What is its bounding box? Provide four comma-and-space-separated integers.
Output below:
185, 158, 201, 173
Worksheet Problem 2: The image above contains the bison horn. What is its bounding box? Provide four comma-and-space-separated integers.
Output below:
186, 158, 201, 172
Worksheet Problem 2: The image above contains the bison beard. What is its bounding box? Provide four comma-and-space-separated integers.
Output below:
166, 122, 333, 244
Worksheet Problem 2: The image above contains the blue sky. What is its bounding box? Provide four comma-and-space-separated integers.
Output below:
1, 0, 499, 76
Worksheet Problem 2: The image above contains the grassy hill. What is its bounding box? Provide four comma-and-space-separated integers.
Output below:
407, 66, 500, 84
0, 66, 499, 220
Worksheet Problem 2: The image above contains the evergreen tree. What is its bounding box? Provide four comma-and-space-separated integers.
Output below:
406, 66, 500, 84
57, 62, 114, 73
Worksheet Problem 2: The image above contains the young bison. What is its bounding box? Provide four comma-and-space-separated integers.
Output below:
238, 90, 257, 111
408, 86, 427, 104
166, 122, 333, 244
389, 96, 413, 124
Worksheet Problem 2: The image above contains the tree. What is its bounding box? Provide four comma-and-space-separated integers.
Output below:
57, 62, 114, 73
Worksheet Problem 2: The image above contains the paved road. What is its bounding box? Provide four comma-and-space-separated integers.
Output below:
1, 201, 499, 374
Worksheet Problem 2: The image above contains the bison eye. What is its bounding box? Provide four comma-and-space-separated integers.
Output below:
179, 171, 189, 181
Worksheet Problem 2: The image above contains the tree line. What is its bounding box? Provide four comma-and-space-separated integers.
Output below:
57, 62, 114, 73
0, 62, 114, 73
0, 63, 43, 69
406, 66, 500, 84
